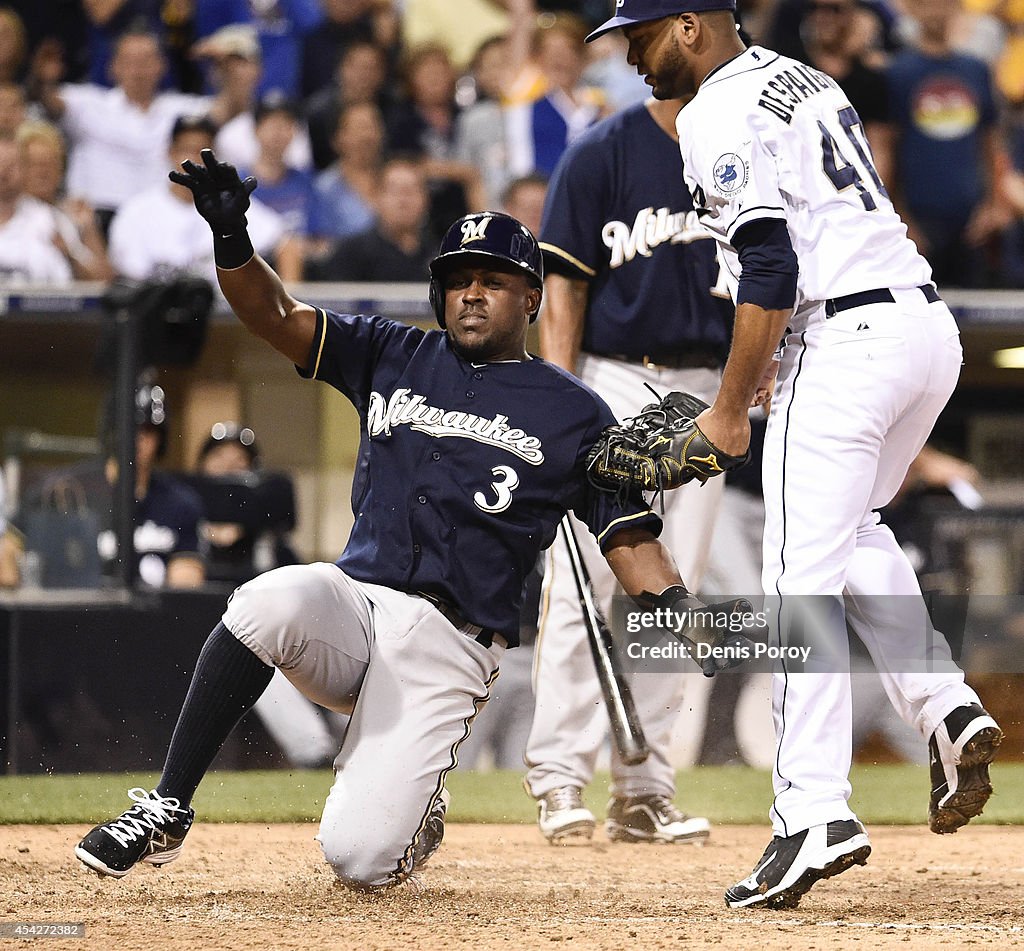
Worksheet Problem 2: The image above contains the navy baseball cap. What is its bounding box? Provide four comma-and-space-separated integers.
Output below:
585, 0, 737, 42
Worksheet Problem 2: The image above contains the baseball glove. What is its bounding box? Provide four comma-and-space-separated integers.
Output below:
586, 390, 749, 495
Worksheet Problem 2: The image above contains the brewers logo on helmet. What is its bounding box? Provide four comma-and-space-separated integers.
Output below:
428, 211, 544, 327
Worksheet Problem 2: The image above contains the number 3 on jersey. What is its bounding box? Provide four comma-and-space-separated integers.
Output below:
818, 105, 888, 211
474, 465, 519, 513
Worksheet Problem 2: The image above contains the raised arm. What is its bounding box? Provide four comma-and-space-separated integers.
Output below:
169, 149, 317, 366
217, 257, 317, 366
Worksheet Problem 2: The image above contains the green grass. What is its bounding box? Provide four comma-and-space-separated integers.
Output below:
2, 765, 1023, 825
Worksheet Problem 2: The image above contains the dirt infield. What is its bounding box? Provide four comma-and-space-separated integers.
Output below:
3, 824, 1022, 950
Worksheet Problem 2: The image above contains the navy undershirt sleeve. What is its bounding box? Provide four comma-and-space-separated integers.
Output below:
733, 218, 798, 311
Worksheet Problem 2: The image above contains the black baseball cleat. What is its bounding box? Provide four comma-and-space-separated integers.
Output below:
412, 787, 450, 868
725, 819, 871, 910
929, 703, 1003, 834
74, 788, 194, 878
606, 794, 710, 844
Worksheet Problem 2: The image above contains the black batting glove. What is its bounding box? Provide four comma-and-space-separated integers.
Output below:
169, 148, 257, 236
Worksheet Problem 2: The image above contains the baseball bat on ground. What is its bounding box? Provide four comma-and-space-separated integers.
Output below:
559, 514, 649, 766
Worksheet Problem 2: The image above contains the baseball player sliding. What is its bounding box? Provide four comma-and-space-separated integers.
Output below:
588, 0, 1003, 910
524, 93, 732, 844
73, 150, 747, 889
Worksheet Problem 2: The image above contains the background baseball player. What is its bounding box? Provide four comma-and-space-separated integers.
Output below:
73, 150, 743, 889
588, 0, 1004, 910
524, 93, 732, 844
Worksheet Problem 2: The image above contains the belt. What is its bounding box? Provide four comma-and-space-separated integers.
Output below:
825, 284, 940, 317
417, 592, 506, 649
588, 346, 721, 370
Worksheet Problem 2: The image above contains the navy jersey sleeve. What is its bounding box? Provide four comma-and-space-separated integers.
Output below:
297, 308, 426, 412
539, 134, 612, 280
584, 480, 663, 552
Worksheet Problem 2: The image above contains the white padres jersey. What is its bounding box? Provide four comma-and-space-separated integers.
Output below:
675, 46, 931, 307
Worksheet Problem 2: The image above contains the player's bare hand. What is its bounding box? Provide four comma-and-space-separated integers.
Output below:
694, 406, 751, 458
169, 149, 256, 233
751, 359, 779, 416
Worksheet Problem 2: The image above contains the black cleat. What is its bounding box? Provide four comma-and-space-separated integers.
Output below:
929, 703, 1003, 834
412, 787, 450, 868
605, 794, 710, 844
74, 788, 194, 878
725, 819, 871, 910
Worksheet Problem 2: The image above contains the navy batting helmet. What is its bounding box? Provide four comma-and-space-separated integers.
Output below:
428, 211, 544, 328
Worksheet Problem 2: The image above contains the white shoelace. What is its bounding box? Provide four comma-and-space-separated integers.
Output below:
101, 787, 185, 848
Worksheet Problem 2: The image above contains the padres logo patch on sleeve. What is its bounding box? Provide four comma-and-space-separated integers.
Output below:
713, 153, 748, 195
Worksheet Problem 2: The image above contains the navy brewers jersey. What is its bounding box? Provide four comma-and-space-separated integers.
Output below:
539, 102, 732, 358
300, 309, 662, 644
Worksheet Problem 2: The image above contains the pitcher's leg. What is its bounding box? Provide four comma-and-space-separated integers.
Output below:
760, 337, 880, 836
845, 519, 983, 739
762, 625, 856, 837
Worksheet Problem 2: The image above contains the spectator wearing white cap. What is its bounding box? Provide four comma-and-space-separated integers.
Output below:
195, 24, 313, 173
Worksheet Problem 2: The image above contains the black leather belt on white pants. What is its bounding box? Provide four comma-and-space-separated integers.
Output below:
587, 347, 721, 370
417, 592, 506, 649
825, 284, 941, 317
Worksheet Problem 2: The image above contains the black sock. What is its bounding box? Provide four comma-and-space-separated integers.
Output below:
156, 622, 273, 807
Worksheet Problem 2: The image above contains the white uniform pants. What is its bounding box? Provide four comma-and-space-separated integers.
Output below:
763, 291, 982, 836
222, 562, 502, 887
525, 356, 723, 800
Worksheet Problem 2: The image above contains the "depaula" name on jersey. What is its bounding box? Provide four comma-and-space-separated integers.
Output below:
758, 64, 840, 124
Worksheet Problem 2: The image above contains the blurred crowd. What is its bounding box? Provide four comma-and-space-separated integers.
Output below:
0, 0, 1022, 288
